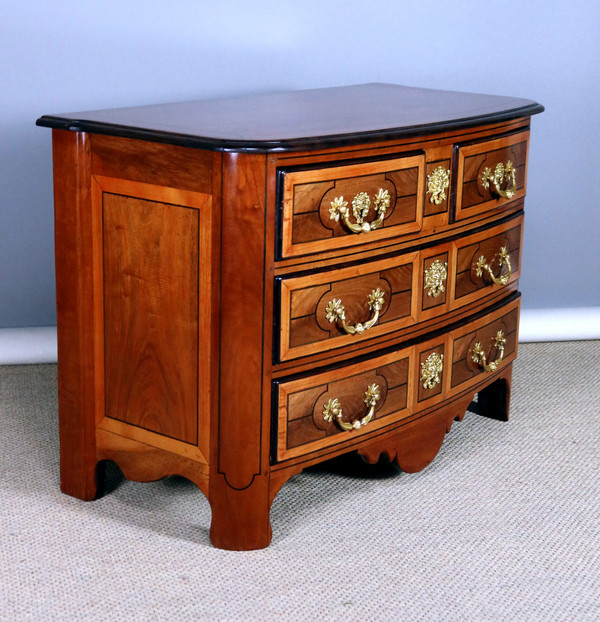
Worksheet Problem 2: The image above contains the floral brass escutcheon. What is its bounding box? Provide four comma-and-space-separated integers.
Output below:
420, 352, 444, 389
424, 259, 448, 298
426, 166, 450, 204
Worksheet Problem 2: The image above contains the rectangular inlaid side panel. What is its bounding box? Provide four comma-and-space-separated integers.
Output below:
102, 192, 199, 444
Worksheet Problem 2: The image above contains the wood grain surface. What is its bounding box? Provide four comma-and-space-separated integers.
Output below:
102, 193, 199, 443
37, 83, 543, 152
42, 84, 541, 550
455, 130, 529, 220
280, 154, 424, 258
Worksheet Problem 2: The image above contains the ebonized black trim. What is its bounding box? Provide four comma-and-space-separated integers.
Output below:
36, 83, 544, 154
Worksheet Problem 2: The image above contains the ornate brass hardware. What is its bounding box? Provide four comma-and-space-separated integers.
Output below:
481, 160, 517, 199
475, 246, 512, 286
426, 166, 450, 204
322, 384, 381, 431
420, 352, 444, 389
329, 188, 390, 233
325, 288, 385, 335
471, 330, 506, 373
424, 259, 448, 298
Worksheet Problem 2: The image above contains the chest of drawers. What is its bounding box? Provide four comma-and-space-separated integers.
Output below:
37, 84, 543, 550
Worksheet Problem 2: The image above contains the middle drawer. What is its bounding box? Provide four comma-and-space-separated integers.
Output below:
277, 214, 522, 362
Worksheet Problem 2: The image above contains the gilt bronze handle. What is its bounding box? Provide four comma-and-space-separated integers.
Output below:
481, 160, 517, 199
329, 188, 390, 233
420, 352, 444, 389
471, 331, 506, 373
322, 384, 381, 431
424, 259, 448, 298
325, 288, 385, 335
475, 246, 512, 286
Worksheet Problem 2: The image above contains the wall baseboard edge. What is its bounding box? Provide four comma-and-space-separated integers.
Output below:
1, 309, 598, 365
0, 327, 58, 365
519, 307, 600, 342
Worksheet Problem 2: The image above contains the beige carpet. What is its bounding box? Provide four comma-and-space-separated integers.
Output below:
1, 341, 599, 621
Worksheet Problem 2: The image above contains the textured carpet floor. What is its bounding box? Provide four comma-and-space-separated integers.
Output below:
1, 341, 599, 621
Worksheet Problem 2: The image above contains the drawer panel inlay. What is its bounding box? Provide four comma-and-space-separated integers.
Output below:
450, 303, 519, 393
279, 154, 425, 258
452, 215, 523, 308
456, 131, 529, 220
277, 349, 412, 461
278, 253, 418, 361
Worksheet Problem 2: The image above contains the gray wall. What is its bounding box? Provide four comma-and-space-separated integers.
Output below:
2, 1, 599, 328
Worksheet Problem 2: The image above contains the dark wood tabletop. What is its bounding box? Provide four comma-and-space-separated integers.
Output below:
37, 83, 543, 153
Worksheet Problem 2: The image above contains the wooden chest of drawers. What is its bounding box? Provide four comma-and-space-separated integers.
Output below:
37, 84, 543, 550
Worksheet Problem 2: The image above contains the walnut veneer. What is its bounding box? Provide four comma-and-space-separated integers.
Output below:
37, 84, 543, 550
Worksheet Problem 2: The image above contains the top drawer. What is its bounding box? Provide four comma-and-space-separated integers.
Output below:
455, 130, 529, 220
278, 154, 425, 259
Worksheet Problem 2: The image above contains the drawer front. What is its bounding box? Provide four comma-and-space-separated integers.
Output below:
278, 154, 425, 258
455, 130, 529, 220
278, 252, 419, 361
275, 297, 520, 462
449, 300, 519, 396
277, 214, 523, 362
276, 344, 414, 461
450, 215, 523, 309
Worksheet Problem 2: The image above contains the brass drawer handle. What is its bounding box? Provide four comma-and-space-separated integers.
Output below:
475, 246, 512, 286
481, 160, 517, 199
323, 384, 381, 431
329, 188, 390, 233
325, 288, 385, 335
471, 331, 506, 373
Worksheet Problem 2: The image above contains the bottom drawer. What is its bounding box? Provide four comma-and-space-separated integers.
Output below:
274, 296, 519, 462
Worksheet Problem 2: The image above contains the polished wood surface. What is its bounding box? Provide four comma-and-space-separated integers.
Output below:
278, 252, 417, 361
209, 152, 273, 550
91, 174, 214, 462
280, 154, 423, 258
455, 130, 529, 220
37, 83, 543, 152
90, 134, 214, 193
102, 190, 199, 443
52, 130, 101, 501
42, 84, 541, 550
